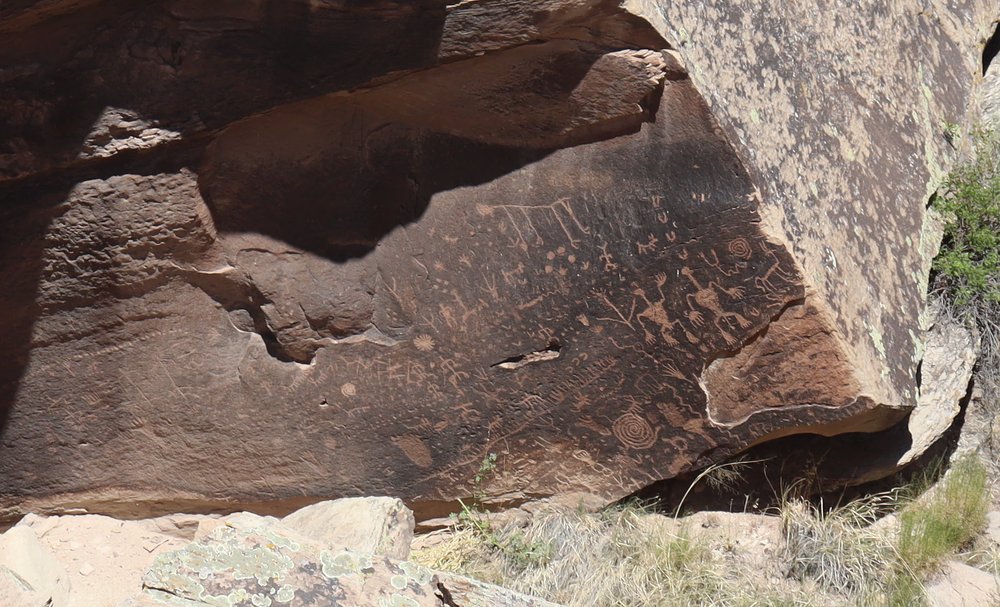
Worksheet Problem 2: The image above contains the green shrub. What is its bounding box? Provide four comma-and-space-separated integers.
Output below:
931, 127, 1000, 307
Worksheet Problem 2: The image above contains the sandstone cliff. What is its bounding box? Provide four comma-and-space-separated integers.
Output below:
0, 0, 997, 520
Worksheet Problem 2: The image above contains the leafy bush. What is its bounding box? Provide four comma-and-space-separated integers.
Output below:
931, 127, 1000, 307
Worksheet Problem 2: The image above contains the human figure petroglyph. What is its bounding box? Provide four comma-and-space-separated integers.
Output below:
680, 266, 752, 346
633, 272, 680, 346
598, 242, 617, 271
637, 234, 658, 255
500, 262, 526, 286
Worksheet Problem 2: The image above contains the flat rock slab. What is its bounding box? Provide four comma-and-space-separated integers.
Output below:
926, 561, 1000, 607
281, 497, 414, 561
13, 512, 198, 607
138, 518, 559, 607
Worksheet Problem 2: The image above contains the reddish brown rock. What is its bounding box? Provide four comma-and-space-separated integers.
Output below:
0, 1, 997, 520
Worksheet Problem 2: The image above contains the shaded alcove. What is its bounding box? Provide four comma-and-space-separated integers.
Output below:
984, 20, 1000, 75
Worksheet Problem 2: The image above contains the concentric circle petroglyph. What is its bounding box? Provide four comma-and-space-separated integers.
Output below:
340, 382, 357, 397
728, 238, 753, 259
613, 412, 657, 449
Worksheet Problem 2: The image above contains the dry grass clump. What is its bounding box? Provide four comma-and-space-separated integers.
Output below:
897, 454, 989, 573
783, 454, 991, 606
414, 503, 823, 607
413, 455, 992, 607
781, 492, 897, 600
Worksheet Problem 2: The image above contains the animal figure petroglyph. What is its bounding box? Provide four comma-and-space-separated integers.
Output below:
753, 241, 798, 298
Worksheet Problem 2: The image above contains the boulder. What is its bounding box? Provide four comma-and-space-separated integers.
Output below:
926, 561, 1000, 607
281, 497, 415, 560
0, 565, 47, 607
135, 516, 558, 607
12, 512, 195, 607
0, 526, 72, 606
0, 1, 998, 520
898, 309, 979, 467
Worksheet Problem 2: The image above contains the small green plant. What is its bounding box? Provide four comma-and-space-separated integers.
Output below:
943, 121, 962, 148
931, 127, 1000, 307
453, 452, 552, 573
455, 452, 498, 533
897, 454, 989, 574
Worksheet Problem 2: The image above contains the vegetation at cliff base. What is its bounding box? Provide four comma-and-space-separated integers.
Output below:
931, 127, 1000, 307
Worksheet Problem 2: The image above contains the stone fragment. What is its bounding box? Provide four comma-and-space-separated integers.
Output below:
0, 526, 71, 607
898, 311, 979, 466
925, 561, 1000, 607
984, 511, 1000, 546
281, 497, 415, 560
0, 565, 47, 607
13, 513, 190, 607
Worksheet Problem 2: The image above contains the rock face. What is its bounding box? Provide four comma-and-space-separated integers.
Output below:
0, 2, 997, 518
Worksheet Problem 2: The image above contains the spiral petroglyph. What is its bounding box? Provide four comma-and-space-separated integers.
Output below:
613, 412, 657, 449
727, 238, 753, 259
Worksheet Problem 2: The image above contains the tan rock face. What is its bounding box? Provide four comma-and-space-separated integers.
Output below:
0, 1, 996, 518
281, 497, 415, 561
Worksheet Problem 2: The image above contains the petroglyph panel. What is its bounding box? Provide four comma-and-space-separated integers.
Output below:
0, 74, 859, 511
4, 0, 982, 516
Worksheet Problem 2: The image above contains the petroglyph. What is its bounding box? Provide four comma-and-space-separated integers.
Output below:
727, 238, 753, 260
613, 412, 658, 450
633, 272, 681, 346
0, 6, 866, 516
753, 241, 801, 300
412, 334, 435, 352
392, 435, 434, 468
492, 198, 592, 251
680, 267, 752, 346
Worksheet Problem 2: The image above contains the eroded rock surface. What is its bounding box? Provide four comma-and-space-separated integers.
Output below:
1, 1, 997, 519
